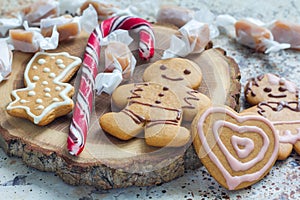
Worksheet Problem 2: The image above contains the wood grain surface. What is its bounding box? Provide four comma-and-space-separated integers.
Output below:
0, 25, 241, 189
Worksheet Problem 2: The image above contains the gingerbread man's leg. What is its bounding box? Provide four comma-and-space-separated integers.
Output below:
144, 106, 190, 147
144, 123, 190, 147
99, 103, 147, 140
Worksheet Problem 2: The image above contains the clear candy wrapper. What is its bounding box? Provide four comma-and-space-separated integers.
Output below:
41, 5, 98, 41
0, 40, 13, 83
216, 15, 290, 53
122, 0, 160, 21
162, 20, 210, 59
157, 4, 219, 58
22, 0, 59, 26
0, 14, 23, 37
9, 21, 59, 53
95, 30, 136, 95
156, 3, 219, 38
59, 0, 86, 15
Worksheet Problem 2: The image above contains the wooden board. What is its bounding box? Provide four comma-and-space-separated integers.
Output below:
0, 25, 241, 189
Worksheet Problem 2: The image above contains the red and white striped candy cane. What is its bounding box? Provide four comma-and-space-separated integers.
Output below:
68, 16, 155, 156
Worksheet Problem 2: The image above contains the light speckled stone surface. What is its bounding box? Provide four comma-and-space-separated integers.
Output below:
1, 0, 300, 199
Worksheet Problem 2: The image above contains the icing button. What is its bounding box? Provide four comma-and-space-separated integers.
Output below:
279, 78, 286, 85
49, 73, 56, 78
53, 98, 60, 102
56, 59, 63, 64
44, 88, 51, 92
28, 91, 36, 96
43, 67, 50, 73
38, 58, 46, 65
58, 64, 65, 69
20, 99, 27, 104
32, 76, 40, 81
36, 105, 45, 110
55, 86, 61, 91
36, 99, 43, 104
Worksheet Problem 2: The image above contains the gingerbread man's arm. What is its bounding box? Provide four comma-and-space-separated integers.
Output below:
111, 83, 139, 110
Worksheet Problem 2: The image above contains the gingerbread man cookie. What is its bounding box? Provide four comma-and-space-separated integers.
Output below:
100, 82, 190, 147
6, 52, 82, 126
244, 101, 300, 160
112, 58, 211, 122
244, 73, 300, 160
192, 106, 279, 190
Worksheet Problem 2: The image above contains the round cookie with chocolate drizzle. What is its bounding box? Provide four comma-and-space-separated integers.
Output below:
100, 82, 190, 147
244, 73, 300, 160
244, 73, 298, 106
244, 100, 300, 160
143, 58, 211, 121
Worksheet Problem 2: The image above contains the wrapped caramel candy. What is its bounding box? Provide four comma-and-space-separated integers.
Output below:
9, 29, 39, 52
163, 20, 211, 58
80, 0, 118, 20
235, 19, 272, 52
9, 22, 59, 53
40, 5, 98, 41
22, 0, 59, 25
156, 5, 194, 28
270, 20, 300, 50
216, 15, 290, 53
41, 15, 80, 41
94, 30, 136, 95
104, 41, 133, 79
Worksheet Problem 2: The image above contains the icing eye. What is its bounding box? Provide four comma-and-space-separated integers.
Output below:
160, 65, 167, 70
183, 69, 191, 75
278, 86, 287, 92
263, 87, 272, 93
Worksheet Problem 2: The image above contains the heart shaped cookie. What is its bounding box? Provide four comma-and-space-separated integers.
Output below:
192, 106, 279, 190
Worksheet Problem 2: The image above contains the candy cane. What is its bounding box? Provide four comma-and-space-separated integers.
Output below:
67, 16, 155, 156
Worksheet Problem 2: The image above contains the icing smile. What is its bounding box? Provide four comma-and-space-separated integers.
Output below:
161, 74, 184, 81
267, 93, 287, 98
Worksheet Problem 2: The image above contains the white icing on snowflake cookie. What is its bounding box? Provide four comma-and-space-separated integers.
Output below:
6, 52, 82, 126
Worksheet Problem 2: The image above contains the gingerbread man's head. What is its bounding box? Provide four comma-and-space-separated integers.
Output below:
245, 73, 299, 106
143, 58, 202, 89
